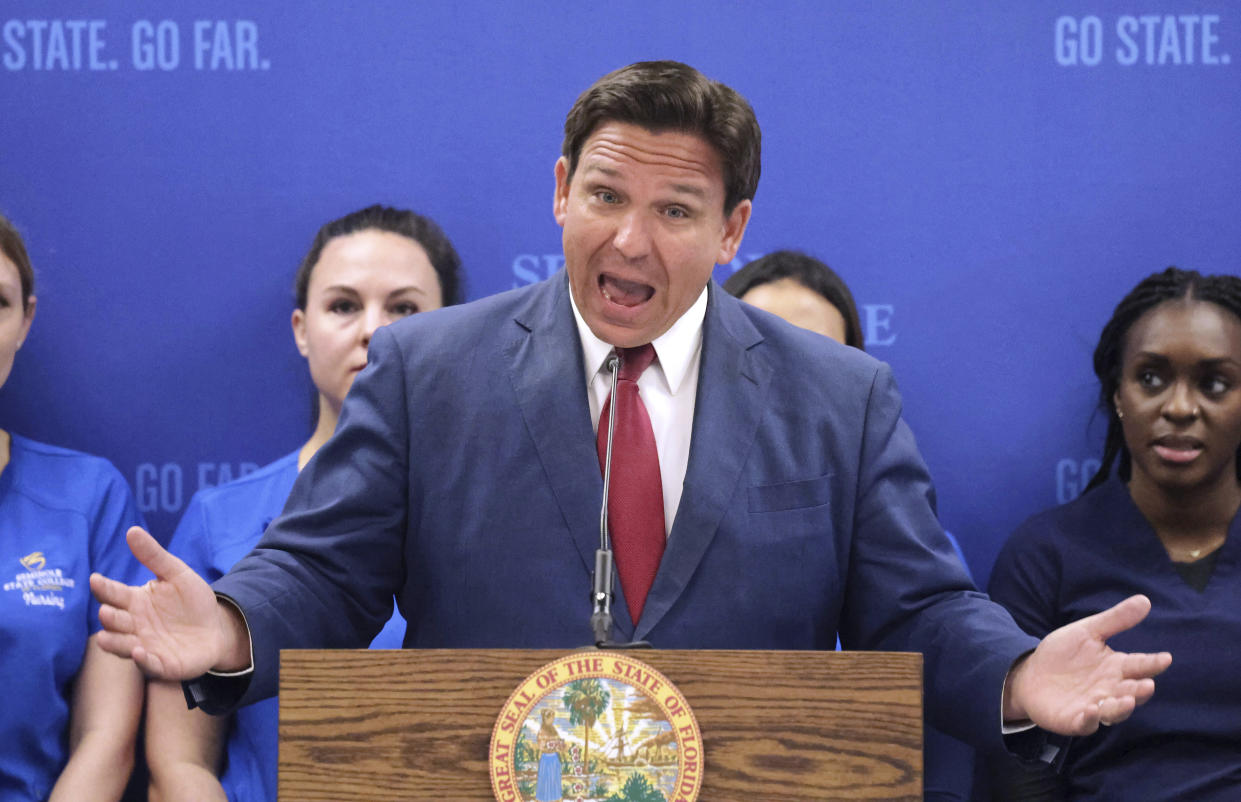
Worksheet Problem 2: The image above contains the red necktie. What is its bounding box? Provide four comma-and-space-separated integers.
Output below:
597, 344, 665, 624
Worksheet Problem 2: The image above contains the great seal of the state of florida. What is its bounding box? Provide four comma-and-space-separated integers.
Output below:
490, 652, 702, 802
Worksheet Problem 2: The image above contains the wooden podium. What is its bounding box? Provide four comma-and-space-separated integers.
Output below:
279, 649, 922, 801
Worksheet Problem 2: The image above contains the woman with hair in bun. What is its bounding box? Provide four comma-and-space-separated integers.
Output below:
726, 249, 976, 802
722, 249, 864, 347
987, 267, 1241, 800
144, 205, 464, 802
0, 213, 147, 800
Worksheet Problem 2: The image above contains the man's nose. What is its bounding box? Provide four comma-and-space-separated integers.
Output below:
612, 209, 652, 261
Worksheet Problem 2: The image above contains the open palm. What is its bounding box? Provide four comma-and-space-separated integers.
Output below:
1007, 595, 1172, 735
89, 527, 239, 679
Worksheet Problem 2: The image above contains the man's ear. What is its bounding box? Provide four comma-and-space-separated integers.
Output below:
715, 199, 753, 265
553, 157, 571, 226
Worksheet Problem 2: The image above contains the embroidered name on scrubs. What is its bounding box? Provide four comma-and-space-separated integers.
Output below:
2, 551, 75, 609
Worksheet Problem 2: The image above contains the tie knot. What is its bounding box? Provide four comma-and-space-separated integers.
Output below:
616, 344, 656, 382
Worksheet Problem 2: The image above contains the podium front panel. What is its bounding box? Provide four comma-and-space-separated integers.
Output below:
279, 649, 922, 801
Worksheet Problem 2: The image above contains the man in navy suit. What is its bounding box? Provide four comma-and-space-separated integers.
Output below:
92, 61, 1169, 753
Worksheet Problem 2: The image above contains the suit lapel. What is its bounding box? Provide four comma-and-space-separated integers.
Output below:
505, 273, 635, 637
635, 284, 770, 641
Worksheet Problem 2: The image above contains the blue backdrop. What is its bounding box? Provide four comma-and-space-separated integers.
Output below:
2, 1, 1238, 583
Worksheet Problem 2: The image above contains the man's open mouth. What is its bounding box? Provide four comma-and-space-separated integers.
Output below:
600, 273, 654, 307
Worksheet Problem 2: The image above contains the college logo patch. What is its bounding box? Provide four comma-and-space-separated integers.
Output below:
3, 551, 75, 609
490, 652, 702, 802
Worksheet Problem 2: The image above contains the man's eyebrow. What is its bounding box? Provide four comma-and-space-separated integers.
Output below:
670, 183, 706, 199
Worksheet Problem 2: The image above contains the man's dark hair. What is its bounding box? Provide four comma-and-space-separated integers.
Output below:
723, 250, 865, 350
1086, 266, 1241, 491
295, 204, 464, 310
0, 212, 35, 310
561, 60, 761, 214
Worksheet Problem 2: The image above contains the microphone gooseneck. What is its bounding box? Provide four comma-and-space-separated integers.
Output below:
598, 354, 621, 551
590, 354, 621, 647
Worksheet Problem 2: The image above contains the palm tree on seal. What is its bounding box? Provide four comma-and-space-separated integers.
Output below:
562, 679, 610, 773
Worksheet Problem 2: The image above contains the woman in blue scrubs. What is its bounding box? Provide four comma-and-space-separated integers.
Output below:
143, 205, 463, 802
0, 213, 147, 800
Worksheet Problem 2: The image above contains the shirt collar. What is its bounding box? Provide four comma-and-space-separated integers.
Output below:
569, 282, 708, 395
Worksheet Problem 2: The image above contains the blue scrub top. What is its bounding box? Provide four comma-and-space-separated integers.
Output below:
169, 450, 405, 802
0, 434, 146, 800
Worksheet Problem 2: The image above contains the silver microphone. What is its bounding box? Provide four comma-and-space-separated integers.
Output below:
590, 353, 621, 646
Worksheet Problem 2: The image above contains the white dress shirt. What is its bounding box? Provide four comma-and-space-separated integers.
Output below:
569, 286, 707, 537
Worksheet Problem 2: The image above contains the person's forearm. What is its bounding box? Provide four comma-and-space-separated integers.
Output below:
49, 732, 134, 802
146, 678, 228, 799
148, 763, 229, 802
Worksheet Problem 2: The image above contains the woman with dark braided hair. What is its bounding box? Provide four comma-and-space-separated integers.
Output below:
985, 267, 1241, 800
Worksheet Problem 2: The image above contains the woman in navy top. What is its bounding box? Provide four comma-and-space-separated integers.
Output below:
143, 205, 464, 802
986, 267, 1241, 800
0, 213, 148, 800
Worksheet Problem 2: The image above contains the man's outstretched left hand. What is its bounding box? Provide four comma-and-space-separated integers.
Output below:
1004, 594, 1172, 735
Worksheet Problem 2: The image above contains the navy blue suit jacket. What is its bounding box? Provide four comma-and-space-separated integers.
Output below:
213, 272, 1035, 751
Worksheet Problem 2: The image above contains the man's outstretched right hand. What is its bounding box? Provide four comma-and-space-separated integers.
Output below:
89, 527, 252, 680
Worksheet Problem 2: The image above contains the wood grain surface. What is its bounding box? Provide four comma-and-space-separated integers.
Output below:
279, 649, 922, 801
